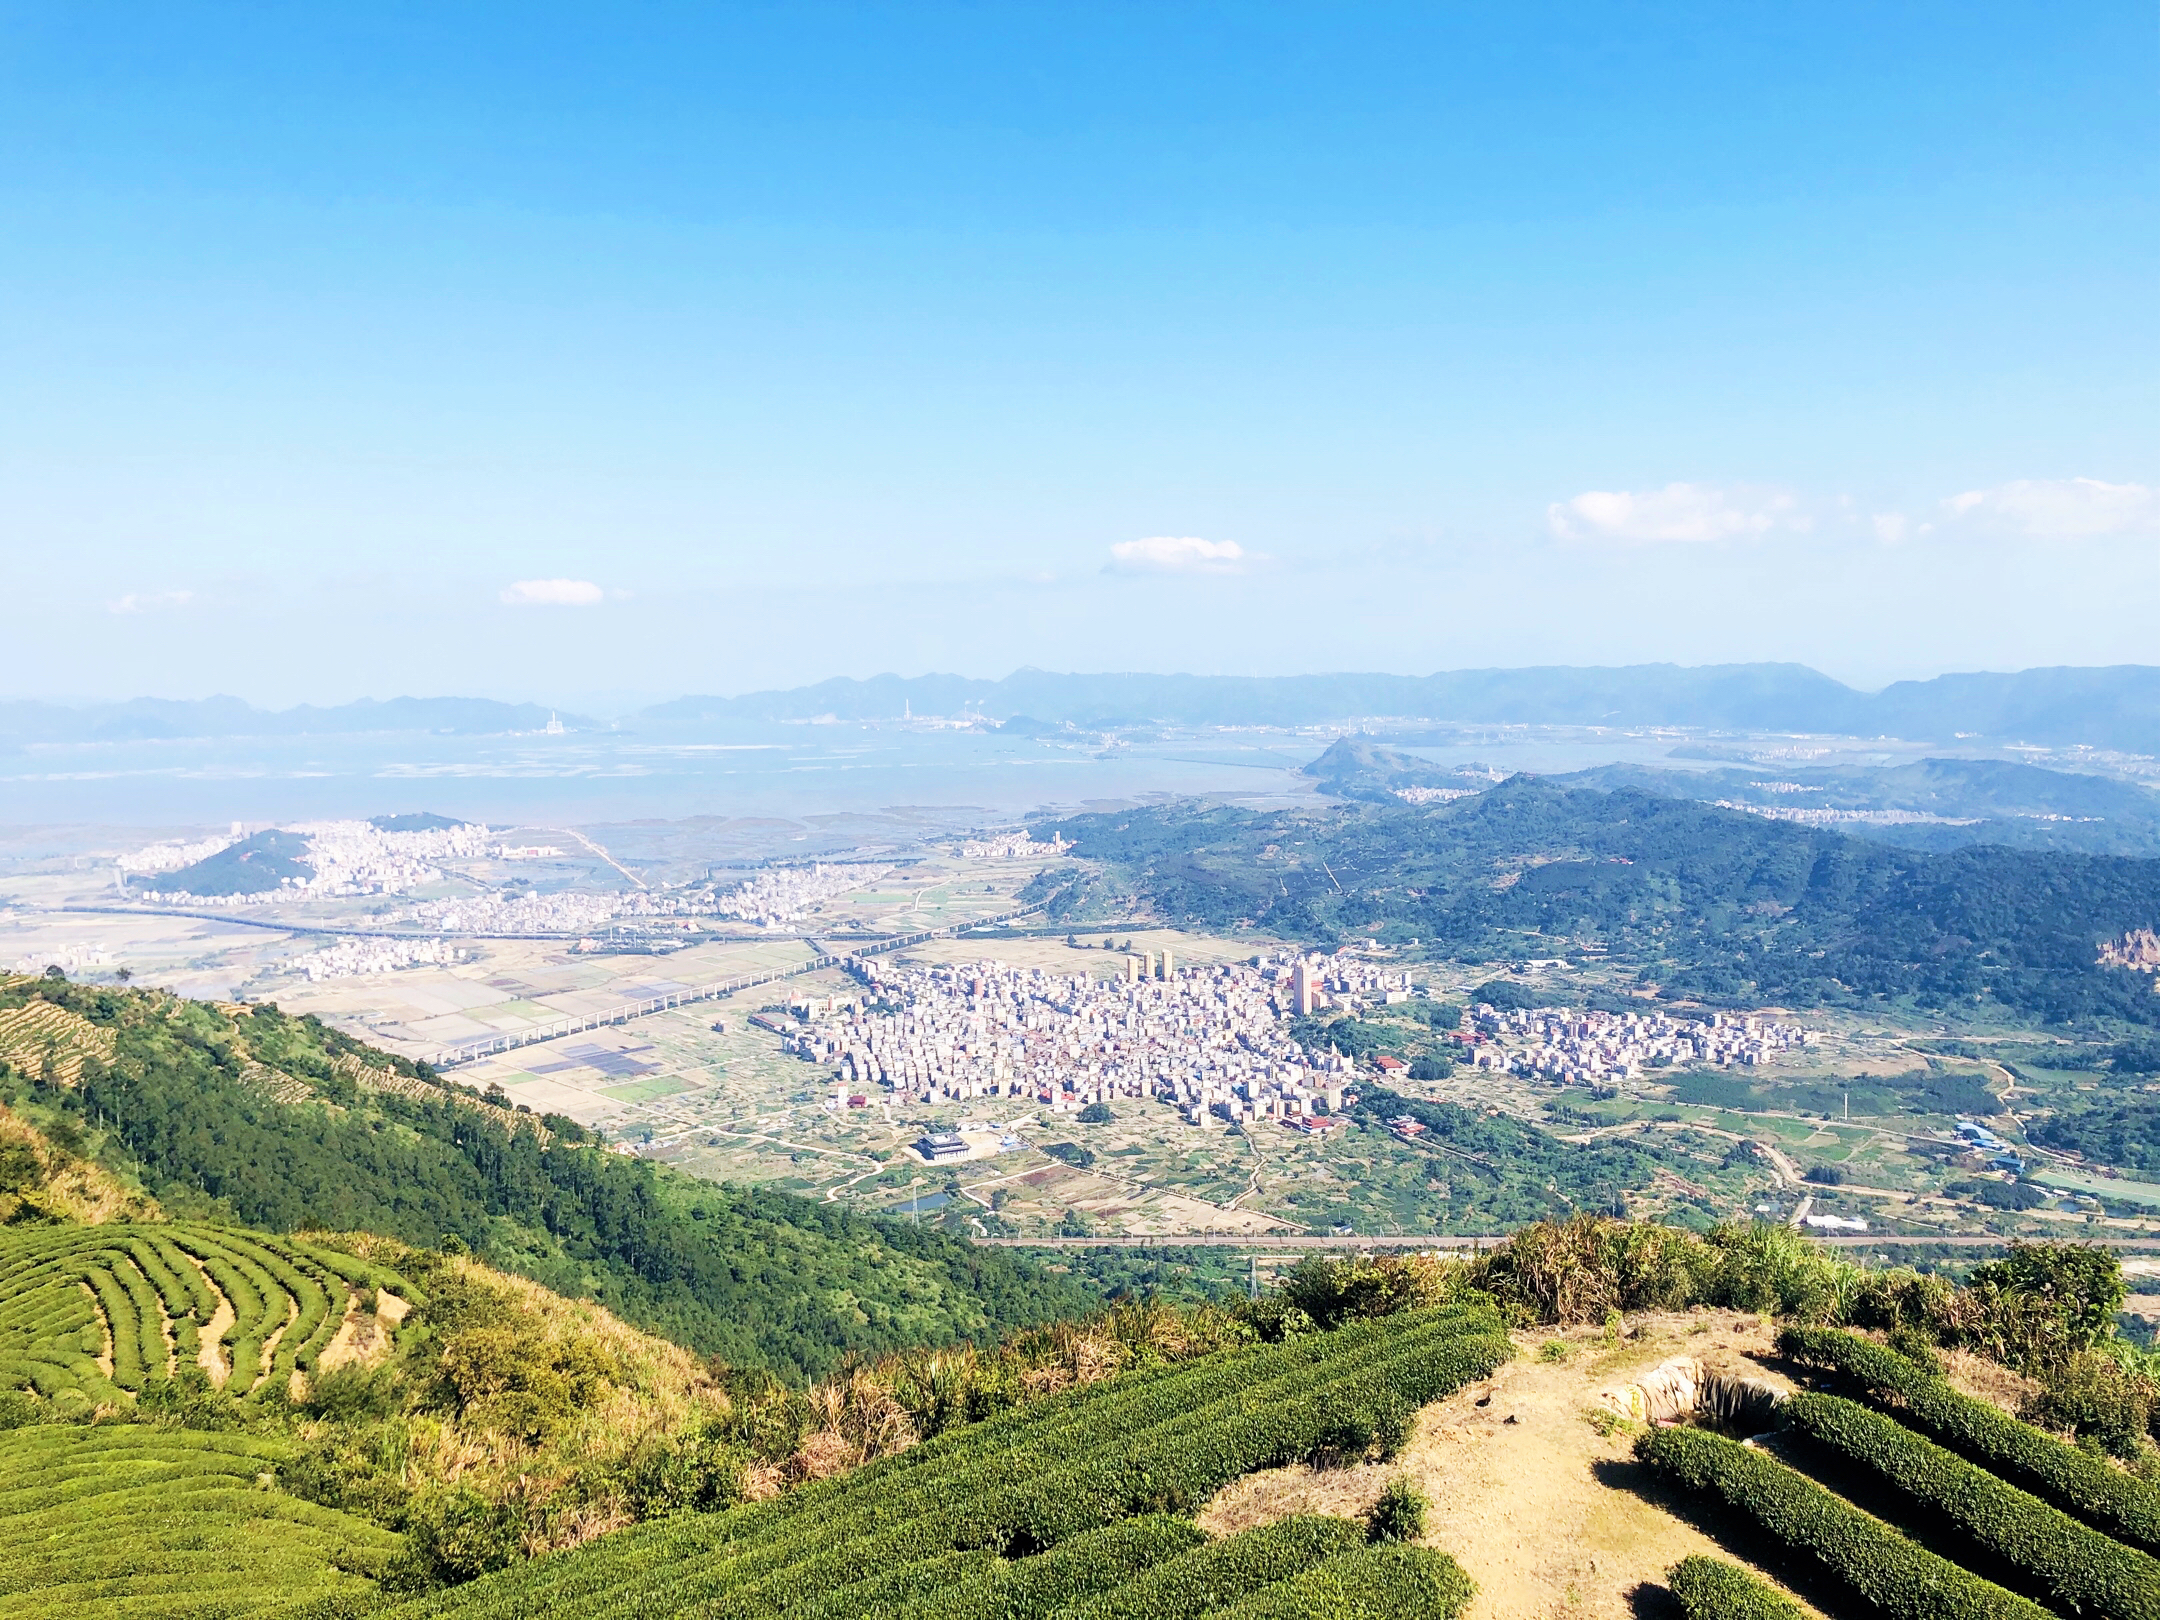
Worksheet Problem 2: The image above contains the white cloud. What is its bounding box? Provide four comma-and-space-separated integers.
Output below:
1105, 536, 1250, 575
500, 578, 606, 606
1943, 477, 2160, 540
1546, 482, 1803, 544
1870, 512, 1934, 544
106, 589, 195, 615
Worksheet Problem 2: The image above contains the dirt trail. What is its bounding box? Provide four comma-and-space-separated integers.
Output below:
1199, 1311, 1824, 1619
196, 1297, 235, 1386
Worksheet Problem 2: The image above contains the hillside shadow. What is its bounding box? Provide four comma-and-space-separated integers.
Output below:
1592, 1453, 1855, 1619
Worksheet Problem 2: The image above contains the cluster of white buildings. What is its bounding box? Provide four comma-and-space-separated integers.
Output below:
779, 956, 1360, 1127
1245, 952, 1417, 1017
1714, 801, 1975, 829
401, 890, 618, 934
10, 943, 109, 976
715, 863, 893, 927
1465, 1004, 1816, 1086
115, 833, 244, 877
120, 819, 494, 900
292, 936, 471, 981
957, 830, 1071, 859
286, 819, 494, 896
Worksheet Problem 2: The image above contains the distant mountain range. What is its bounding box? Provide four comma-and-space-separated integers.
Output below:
1045, 775, 2160, 1029
1299, 740, 2160, 856
0, 695, 582, 744
646, 664, 2160, 752
16, 663, 2160, 751
1552, 758, 2160, 857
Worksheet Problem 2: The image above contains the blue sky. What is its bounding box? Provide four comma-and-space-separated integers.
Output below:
1, 3, 2154, 706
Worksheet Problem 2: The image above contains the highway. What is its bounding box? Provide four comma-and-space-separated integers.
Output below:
979, 1231, 2160, 1251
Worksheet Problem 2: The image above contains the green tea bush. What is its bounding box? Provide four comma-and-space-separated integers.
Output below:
0, 1222, 410, 1411
1050, 1515, 1363, 1620
1779, 1326, 2160, 1554
380, 1309, 1509, 1620
1783, 1391, 2160, 1620
1666, 1556, 1805, 1619
1635, 1424, 2049, 1619
907, 1515, 1205, 1620
1206, 1543, 1475, 1620
0, 1423, 402, 1617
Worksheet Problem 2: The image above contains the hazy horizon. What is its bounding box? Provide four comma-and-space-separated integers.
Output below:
5, 654, 2160, 718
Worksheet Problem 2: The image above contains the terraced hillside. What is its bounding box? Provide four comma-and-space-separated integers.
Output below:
0, 1425, 399, 1619
375, 1300, 1513, 1620
0, 973, 1102, 1379
1641, 1327, 2160, 1620
0, 1222, 413, 1413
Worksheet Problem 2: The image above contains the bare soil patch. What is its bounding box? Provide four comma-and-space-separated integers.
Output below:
196, 1295, 235, 1386
1198, 1311, 1825, 1619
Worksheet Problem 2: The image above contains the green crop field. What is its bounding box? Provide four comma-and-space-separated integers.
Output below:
1639, 1327, 2160, 1620
0, 1424, 401, 1617
0, 1224, 414, 1413
375, 1300, 1511, 1620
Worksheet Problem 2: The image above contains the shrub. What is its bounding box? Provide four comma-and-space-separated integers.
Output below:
1666, 1556, 1806, 1620
304, 1362, 404, 1424
1635, 1424, 2050, 1620
1076, 1102, 1115, 1125
1777, 1326, 2160, 1556
1782, 1391, 2160, 1620
2020, 1351, 2153, 1461
1954, 1242, 2126, 1369
400, 1485, 528, 1588
1884, 1325, 1944, 1376
1471, 1214, 1704, 1324
1280, 1255, 1456, 1330
1236, 1295, 1318, 1344
1365, 1477, 1428, 1544
617, 1430, 750, 1518
1803, 1165, 1845, 1186
1842, 1267, 1955, 1337
1700, 1222, 1852, 1323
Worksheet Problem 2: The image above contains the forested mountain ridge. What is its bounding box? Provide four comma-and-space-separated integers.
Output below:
1553, 756, 2160, 857
1043, 778, 2160, 1027
647, 662, 2160, 751
0, 974, 1098, 1379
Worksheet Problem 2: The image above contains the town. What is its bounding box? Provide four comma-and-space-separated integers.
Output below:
1465, 1001, 1817, 1086
773, 952, 1417, 1131
292, 936, 472, 981
713, 862, 893, 927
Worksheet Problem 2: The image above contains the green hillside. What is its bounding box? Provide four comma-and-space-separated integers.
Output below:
373, 1301, 1507, 1620
1044, 778, 2160, 1027
130, 828, 317, 896
0, 1426, 400, 1618
0, 974, 1100, 1380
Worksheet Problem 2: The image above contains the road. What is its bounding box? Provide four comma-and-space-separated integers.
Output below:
978, 1231, 2160, 1251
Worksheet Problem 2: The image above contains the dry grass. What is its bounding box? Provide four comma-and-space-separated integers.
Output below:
0, 1101, 157, 1223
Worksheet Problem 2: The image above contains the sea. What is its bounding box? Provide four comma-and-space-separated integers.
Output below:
0, 717, 1735, 852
